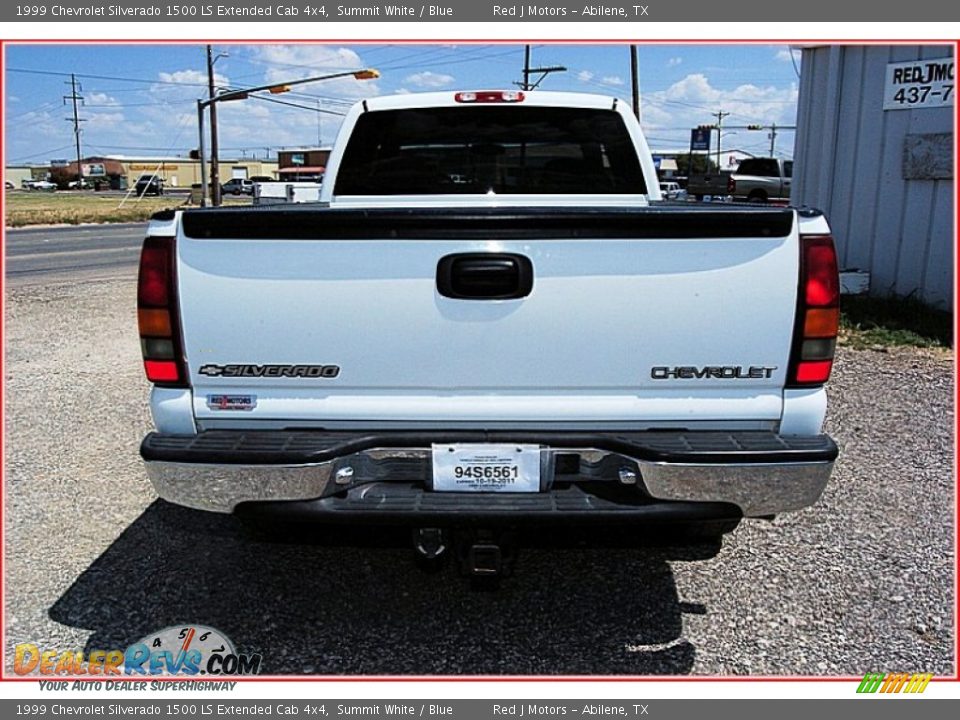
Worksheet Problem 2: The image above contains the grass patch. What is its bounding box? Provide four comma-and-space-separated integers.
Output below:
4, 191, 188, 227
840, 295, 953, 349
4, 192, 249, 227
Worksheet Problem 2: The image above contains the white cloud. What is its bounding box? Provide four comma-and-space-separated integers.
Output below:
638, 105, 673, 128
84, 112, 125, 130
86, 92, 120, 107
156, 68, 228, 90
640, 73, 799, 152
601, 75, 625, 86
404, 71, 455, 88
660, 73, 797, 111
577, 70, 595, 83
776, 48, 800, 63
667, 57, 683, 68
249, 45, 381, 99
663, 73, 719, 102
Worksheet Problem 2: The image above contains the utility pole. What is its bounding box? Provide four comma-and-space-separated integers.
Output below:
727, 122, 796, 157
517, 45, 565, 90
712, 109, 730, 170
768, 123, 795, 155
630, 45, 640, 122
207, 45, 222, 206
64, 74, 85, 188
523, 45, 531, 92
197, 99, 207, 207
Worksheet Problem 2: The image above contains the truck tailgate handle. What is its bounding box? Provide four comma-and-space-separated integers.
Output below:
436, 253, 533, 300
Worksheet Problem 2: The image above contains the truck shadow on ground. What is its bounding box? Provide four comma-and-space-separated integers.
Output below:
50, 500, 721, 675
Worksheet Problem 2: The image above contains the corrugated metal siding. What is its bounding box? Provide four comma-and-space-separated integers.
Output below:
792, 45, 954, 308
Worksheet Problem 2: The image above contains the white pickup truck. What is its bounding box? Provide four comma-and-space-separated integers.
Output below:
137, 90, 839, 574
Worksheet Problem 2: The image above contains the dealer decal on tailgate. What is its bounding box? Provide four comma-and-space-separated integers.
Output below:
206, 395, 257, 411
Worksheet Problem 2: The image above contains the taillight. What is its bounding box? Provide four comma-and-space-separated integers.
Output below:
454, 90, 525, 103
137, 236, 187, 387
727, 176, 736, 194
788, 234, 839, 387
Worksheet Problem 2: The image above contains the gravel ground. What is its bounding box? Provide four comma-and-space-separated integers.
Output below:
4, 276, 955, 676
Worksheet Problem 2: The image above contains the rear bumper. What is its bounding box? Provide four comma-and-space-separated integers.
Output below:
142, 430, 836, 519
141, 430, 836, 519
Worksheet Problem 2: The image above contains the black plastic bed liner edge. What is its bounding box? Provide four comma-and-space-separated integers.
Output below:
141, 429, 838, 466
179, 206, 796, 240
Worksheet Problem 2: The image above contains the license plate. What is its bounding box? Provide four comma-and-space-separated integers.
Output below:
431, 444, 542, 493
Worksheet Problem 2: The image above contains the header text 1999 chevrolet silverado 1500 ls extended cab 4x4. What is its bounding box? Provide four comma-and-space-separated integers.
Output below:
137, 90, 839, 575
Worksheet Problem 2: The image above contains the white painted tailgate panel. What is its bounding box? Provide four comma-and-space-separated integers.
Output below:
178, 233, 798, 424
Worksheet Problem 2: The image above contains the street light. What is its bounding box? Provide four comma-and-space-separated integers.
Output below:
196, 68, 380, 207
207, 46, 229, 205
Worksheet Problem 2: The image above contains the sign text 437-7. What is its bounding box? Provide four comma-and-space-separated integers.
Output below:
883, 58, 954, 110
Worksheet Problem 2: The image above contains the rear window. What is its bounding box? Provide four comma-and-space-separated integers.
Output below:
334, 106, 647, 195
738, 158, 781, 177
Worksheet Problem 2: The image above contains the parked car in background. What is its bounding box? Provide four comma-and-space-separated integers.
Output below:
658, 181, 685, 200
685, 170, 734, 201
249, 175, 274, 183
726, 157, 792, 203
135, 175, 164, 196
688, 157, 792, 203
5, 180, 14, 190
23, 179, 56, 191
222, 178, 255, 195
68, 179, 92, 190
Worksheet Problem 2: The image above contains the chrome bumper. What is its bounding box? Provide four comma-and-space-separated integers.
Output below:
144, 447, 833, 518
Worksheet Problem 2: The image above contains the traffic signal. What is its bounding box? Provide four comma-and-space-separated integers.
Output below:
746, 124, 764, 130
697, 124, 716, 130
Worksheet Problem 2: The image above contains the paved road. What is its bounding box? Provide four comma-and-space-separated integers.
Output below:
4, 223, 145, 286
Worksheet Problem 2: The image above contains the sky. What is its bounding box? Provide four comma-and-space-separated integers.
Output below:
4, 43, 802, 165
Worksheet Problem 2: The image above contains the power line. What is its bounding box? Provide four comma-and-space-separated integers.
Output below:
246, 93, 347, 115
83, 100, 194, 109
6, 100, 59, 120
379, 46, 522, 75
8, 143, 76, 163
8, 66, 210, 88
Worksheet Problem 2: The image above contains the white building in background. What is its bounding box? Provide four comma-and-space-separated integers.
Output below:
791, 45, 954, 308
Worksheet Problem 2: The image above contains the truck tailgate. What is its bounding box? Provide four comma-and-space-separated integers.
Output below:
175, 206, 798, 427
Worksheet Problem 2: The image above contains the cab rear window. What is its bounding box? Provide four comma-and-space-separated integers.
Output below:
334, 106, 647, 196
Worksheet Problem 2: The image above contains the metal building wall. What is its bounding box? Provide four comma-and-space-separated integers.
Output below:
792, 45, 954, 308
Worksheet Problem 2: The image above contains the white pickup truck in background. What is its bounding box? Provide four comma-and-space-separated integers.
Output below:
687, 157, 793, 203
137, 90, 839, 576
